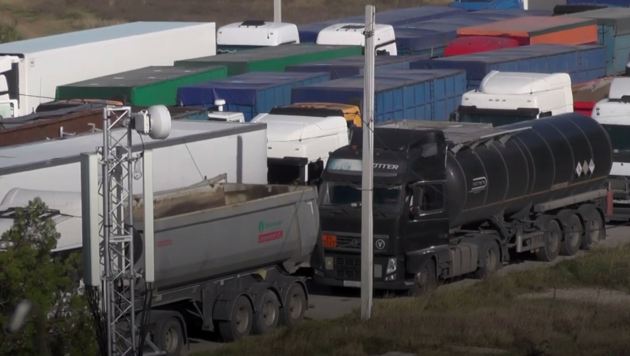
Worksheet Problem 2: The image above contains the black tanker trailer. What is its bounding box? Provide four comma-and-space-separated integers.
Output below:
311, 113, 612, 292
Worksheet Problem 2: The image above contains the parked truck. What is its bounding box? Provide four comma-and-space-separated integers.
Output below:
217, 20, 300, 54
592, 77, 630, 221
0, 22, 217, 118
311, 114, 611, 291
123, 177, 318, 354
452, 71, 573, 126
316, 23, 398, 56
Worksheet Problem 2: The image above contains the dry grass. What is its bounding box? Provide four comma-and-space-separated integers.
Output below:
0, 0, 453, 40
198, 246, 630, 356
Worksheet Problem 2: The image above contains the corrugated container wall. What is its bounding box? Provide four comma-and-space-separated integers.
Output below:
177, 71, 330, 122
290, 69, 466, 123
410, 44, 606, 89
563, 8, 630, 75
444, 36, 520, 57
567, 0, 630, 7
457, 16, 598, 46
56, 65, 228, 106
284, 55, 424, 79
174, 44, 361, 76
297, 7, 465, 43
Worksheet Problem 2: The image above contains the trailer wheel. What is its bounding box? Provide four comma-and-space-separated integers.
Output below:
534, 215, 561, 262
279, 283, 306, 327
154, 317, 184, 356
218, 295, 253, 342
252, 290, 280, 335
580, 208, 604, 250
411, 259, 438, 296
474, 240, 501, 278
559, 213, 582, 256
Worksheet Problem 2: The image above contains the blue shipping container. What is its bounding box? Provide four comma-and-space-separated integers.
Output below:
410, 44, 606, 89
177, 71, 330, 122
291, 69, 466, 123
284, 55, 424, 79
567, 0, 630, 7
297, 7, 465, 43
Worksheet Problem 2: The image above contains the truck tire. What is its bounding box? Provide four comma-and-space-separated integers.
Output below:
559, 213, 582, 256
474, 240, 501, 278
218, 295, 253, 342
252, 290, 280, 335
279, 283, 306, 327
534, 215, 561, 262
154, 317, 184, 356
579, 207, 604, 250
411, 259, 438, 296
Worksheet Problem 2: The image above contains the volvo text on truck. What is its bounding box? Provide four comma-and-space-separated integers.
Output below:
452, 71, 573, 127
310, 114, 612, 291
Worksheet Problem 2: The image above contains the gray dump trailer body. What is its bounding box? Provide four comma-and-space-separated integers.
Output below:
133, 179, 319, 291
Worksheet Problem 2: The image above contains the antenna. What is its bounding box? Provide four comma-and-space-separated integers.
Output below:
81, 105, 170, 356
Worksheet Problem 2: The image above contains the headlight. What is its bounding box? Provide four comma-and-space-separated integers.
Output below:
386, 258, 397, 274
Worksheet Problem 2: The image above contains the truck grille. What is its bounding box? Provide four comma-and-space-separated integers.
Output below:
334, 256, 361, 281
336, 236, 361, 250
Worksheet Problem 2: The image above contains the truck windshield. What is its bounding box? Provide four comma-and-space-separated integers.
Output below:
459, 113, 536, 127
322, 182, 402, 213
602, 124, 630, 153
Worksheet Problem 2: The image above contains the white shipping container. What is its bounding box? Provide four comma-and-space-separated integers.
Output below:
0, 22, 217, 117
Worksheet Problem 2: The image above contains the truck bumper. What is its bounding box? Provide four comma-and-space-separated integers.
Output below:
311, 252, 414, 291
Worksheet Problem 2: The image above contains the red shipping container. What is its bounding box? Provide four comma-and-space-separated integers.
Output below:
573, 101, 595, 116
443, 36, 520, 57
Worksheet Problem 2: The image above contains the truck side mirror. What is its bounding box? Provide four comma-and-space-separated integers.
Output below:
410, 186, 423, 220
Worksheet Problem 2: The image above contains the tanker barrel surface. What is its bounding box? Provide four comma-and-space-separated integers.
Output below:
445, 113, 612, 228
131, 179, 320, 291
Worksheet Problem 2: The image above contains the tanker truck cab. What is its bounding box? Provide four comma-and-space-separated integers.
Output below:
216, 20, 299, 54
453, 71, 573, 127
316, 23, 397, 56
592, 77, 630, 220
252, 106, 349, 187
312, 116, 611, 292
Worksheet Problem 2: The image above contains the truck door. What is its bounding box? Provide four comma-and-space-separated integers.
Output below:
403, 182, 450, 252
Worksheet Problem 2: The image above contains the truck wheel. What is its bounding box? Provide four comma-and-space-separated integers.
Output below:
411, 259, 438, 296
252, 290, 280, 335
218, 295, 253, 342
474, 240, 502, 278
279, 283, 306, 327
580, 208, 604, 250
559, 213, 582, 256
534, 215, 561, 262
154, 317, 184, 356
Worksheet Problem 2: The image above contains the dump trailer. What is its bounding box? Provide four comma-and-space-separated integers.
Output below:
311, 114, 612, 291
128, 178, 319, 354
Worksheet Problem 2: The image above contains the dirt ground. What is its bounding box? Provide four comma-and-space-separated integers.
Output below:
0, 0, 453, 40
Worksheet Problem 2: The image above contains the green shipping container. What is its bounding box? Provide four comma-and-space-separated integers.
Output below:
175, 44, 362, 76
55, 65, 228, 106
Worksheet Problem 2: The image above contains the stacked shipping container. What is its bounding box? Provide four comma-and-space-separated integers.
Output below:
176, 71, 330, 122
291, 69, 466, 123
284, 55, 424, 79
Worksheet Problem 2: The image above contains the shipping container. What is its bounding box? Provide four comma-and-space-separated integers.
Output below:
55, 65, 227, 106
444, 36, 520, 57
564, 8, 630, 75
473, 9, 553, 19
410, 44, 606, 89
0, 22, 217, 117
284, 55, 423, 79
567, 0, 630, 7
175, 44, 361, 76
553, 4, 609, 16
457, 16, 598, 46
291, 69, 466, 123
177, 71, 330, 122
297, 7, 466, 43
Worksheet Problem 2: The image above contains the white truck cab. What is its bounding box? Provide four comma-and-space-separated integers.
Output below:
252, 110, 349, 187
454, 71, 573, 126
0, 56, 20, 119
217, 20, 299, 54
316, 23, 397, 56
592, 77, 630, 220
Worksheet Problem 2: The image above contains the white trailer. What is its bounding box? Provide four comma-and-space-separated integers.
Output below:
0, 120, 267, 253
0, 22, 217, 118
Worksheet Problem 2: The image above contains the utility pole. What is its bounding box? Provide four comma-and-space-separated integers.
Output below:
274, 0, 281, 22
361, 4, 375, 321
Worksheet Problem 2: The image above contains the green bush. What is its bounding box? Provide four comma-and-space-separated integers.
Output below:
0, 23, 20, 44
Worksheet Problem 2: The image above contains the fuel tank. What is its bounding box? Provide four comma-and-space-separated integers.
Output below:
446, 113, 612, 228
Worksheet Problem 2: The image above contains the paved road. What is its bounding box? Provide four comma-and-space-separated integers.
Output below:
183, 223, 630, 355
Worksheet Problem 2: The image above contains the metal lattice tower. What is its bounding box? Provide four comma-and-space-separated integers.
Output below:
99, 106, 138, 356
